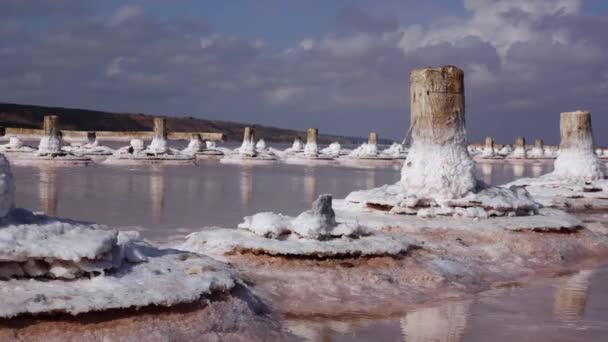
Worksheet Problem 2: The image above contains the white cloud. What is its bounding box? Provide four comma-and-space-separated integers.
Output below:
107, 5, 143, 27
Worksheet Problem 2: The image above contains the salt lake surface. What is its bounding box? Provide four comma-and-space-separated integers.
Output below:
12, 159, 553, 243
10, 158, 608, 341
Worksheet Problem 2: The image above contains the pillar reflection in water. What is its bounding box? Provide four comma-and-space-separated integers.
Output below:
553, 270, 593, 322
401, 300, 471, 342
303, 167, 317, 204
365, 170, 376, 189
38, 166, 58, 216
480, 162, 493, 185
149, 166, 165, 224
240, 167, 253, 210
532, 163, 543, 178
512, 163, 525, 178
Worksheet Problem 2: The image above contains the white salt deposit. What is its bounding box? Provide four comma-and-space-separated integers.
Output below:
148, 137, 169, 154
255, 139, 267, 151
553, 148, 603, 181
183, 194, 416, 258
381, 143, 407, 159
497, 145, 512, 156
320, 142, 344, 158
0, 208, 235, 317
38, 136, 63, 155
510, 145, 527, 158
0, 137, 36, 153
333, 200, 581, 233
105, 138, 193, 164
63, 140, 114, 156
400, 143, 476, 201
0, 248, 235, 318
303, 141, 319, 157
347, 143, 381, 159
182, 228, 416, 258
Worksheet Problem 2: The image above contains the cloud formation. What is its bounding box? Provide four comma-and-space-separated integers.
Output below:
0, 0, 606, 144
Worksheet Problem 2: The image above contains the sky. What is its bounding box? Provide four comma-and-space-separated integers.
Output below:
1, 0, 608, 144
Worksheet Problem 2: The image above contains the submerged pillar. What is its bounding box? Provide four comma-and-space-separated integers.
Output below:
38, 115, 62, 155
553, 110, 603, 180
304, 128, 319, 157
149, 117, 168, 154
401, 65, 475, 199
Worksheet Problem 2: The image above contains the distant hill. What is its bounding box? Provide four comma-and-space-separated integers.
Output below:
0, 103, 374, 144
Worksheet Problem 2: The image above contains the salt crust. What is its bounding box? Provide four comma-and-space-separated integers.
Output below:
333, 200, 582, 232
0, 249, 234, 318
0, 209, 235, 318
507, 145, 607, 209
63, 141, 114, 156
182, 228, 416, 258
105, 138, 193, 164
182, 194, 416, 257
346, 143, 538, 218
0, 137, 36, 153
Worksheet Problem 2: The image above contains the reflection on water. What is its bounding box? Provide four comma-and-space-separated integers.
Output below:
149, 166, 165, 224
38, 166, 58, 216
553, 270, 593, 322
12, 160, 555, 242
303, 167, 317, 204
284, 267, 608, 341
513, 163, 525, 178
240, 167, 253, 210
401, 300, 471, 342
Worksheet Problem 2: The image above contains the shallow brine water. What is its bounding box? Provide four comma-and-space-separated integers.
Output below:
12, 159, 553, 243
285, 266, 608, 341
11, 158, 608, 341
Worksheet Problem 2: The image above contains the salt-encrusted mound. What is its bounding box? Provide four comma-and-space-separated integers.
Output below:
105, 138, 193, 165
182, 195, 416, 258
182, 229, 416, 258
63, 141, 114, 156
0, 137, 36, 154
507, 176, 608, 210
333, 200, 582, 233
506, 110, 607, 209
0, 209, 235, 318
0, 249, 234, 318
346, 181, 539, 218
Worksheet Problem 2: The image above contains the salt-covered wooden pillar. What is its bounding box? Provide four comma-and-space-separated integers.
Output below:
87, 132, 97, 144
401, 65, 475, 199
512, 136, 526, 158
38, 115, 62, 154
43, 115, 59, 137
243, 126, 254, 143
483, 136, 495, 157
304, 128, 319, 157
532, 138, 545, 158
149, 117, 168, 153
553, 110, 603, 180
153, 117, 167, 139
368, 132, 378, 145
239, 126, 256, 156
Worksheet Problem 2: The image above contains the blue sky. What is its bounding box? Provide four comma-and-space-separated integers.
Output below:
2, 0, 608, 144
